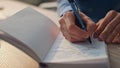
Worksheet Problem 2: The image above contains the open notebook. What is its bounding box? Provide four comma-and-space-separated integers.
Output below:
0, 7, 110, 68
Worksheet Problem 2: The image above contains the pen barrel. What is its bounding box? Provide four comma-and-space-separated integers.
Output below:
74, 13, 86, 29
69, 2, 86, 29
68, 0, 92, 43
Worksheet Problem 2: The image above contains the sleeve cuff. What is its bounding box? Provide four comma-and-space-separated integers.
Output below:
58, 6, 72, 17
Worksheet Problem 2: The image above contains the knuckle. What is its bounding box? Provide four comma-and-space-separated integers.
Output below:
87, 17, 91, 20
63, 12, 74, 18
63, 13, 67, 18
67, 30, 71, 35
58, 17, 64, 23
99, 35, 104, 41
68, 24, 75, 30
114, 25, 120, 33
114, 29, 119, 33
82, 33, 89, 39
89, 23, 96, 28
68, 24, 77, 34
84, 16, 91, 20
63, 12, 69, 18
108, 23, 114, 28
117, 13, 120, 18
58, 18, 63, 23
58, 21, 63, 25
109, 10, 117, 14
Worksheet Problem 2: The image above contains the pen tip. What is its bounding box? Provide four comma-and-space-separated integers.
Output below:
89, 40, 92, 44
88, 37, 92, 44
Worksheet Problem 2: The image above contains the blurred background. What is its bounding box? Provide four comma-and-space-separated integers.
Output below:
0, 0, 58, 21
0, 0, 56, 5
0, 0, 57, 11
19, 0, 57, 11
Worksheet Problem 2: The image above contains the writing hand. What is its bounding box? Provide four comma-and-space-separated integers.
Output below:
58, 11, 96, 42
94, 10, 120, 44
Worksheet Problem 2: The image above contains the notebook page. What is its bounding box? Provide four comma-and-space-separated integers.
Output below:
44, 33, 109, 64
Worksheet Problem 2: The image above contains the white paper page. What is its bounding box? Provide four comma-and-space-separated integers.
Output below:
44, 33, 108, 64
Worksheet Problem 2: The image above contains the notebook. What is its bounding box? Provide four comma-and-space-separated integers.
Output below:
0, 7, 110, 68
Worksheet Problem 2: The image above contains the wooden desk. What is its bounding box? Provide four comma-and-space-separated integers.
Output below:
0, 1, 58, 68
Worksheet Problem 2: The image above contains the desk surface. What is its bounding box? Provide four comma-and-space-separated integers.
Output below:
0, 1, 120, 68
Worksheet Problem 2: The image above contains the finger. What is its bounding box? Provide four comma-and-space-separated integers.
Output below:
94, 10, 118, 38
58, 17, 66, 36
78, 11, 97, 35
66, 35, 86, 42
63, 11, 76, 27
112, 34, 120, 44
96, 18, 104, 27
93, 19, 104, 38
68, 24, 89, 41
59, 17, 71, 40
59, 12, 88, 42
63, 27, 82, 42
68, 24, 89, 39
62, 11, 78, 41
106, 20, 120, 43
99, 13, 120, 41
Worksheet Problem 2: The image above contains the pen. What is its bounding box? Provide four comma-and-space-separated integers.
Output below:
68, 0, 92, 44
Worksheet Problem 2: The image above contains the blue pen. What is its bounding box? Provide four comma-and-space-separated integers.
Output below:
68, 0, 92, 44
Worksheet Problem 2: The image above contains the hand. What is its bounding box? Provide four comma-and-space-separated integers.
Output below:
94, 10, 120, 44
58, 11, 96, 42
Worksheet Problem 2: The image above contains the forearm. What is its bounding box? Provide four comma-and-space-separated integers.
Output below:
57, 0, 72, 16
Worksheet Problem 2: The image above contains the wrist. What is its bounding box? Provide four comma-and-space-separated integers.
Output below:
60, 10, 73, 17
